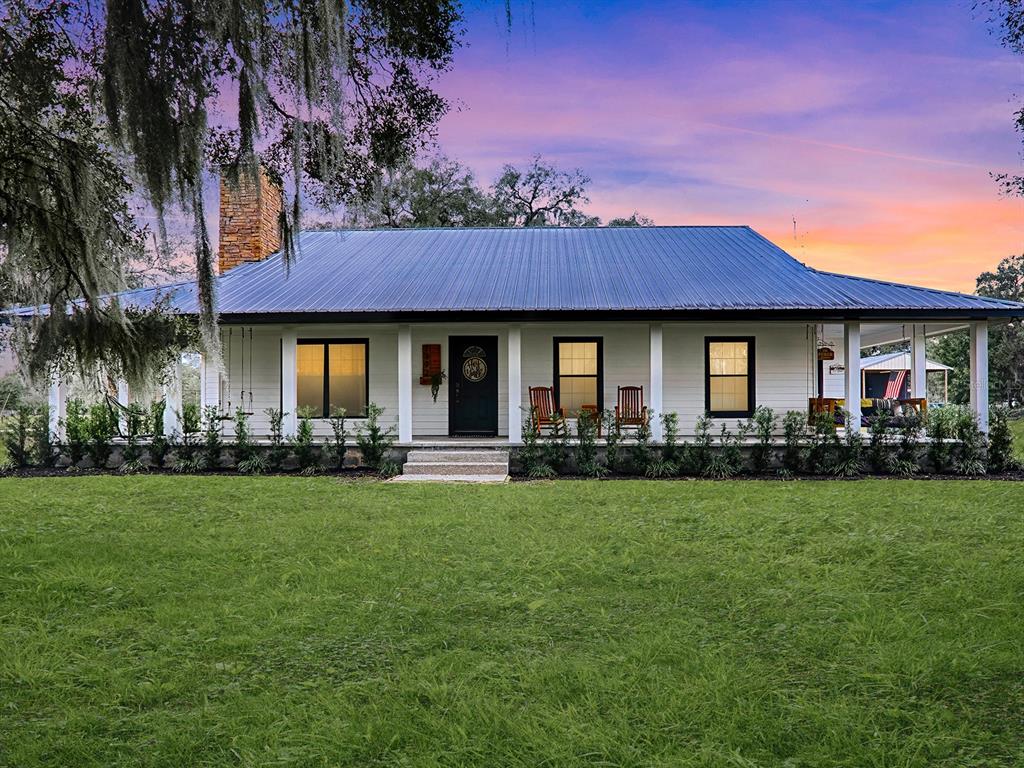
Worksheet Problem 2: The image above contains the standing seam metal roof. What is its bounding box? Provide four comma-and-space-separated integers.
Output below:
6, 226, 1024, 318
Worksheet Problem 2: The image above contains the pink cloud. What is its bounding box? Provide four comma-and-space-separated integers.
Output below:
433, 3, 1023, 292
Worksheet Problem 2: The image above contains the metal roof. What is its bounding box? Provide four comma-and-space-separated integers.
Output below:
861, 352, 952, 372
6, 226, 1024, 320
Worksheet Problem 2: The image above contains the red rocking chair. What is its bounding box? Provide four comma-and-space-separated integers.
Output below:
529, 386, 565, 435
614, 386, 647, 434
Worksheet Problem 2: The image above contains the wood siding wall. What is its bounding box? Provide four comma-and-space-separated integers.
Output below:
204, 321, 819, 437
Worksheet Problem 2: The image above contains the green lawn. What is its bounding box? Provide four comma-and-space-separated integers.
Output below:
2, 478, 1023, 767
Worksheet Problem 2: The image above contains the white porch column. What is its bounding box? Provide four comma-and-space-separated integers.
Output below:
508, 325, 522, 444
162, 361, 182, 435
843, 321, 861, 430
970, 321, 989, 433
649, 323, 664, 442
281, 328, 298, 436
48, 374, 67, 442
911, 323, 927, 399
116, 379, 130, 433
199, 354, 210, 411
398, 324, 413, 444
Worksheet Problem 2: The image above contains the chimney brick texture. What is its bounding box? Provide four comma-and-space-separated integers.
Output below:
218, 165, 283, 273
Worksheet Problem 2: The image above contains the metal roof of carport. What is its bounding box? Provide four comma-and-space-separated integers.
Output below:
5, 226, 1024, 321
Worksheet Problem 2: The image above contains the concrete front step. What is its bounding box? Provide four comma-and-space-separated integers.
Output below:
405, 449, 509, 464
400, 448, 509, 482
391, 473, 509, 483
403, 461, 509, 476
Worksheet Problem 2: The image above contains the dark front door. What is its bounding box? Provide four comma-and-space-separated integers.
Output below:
449, 336, 499, 436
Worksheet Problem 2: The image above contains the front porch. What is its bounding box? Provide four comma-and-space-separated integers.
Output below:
170, 318, 992, 445
41, 319, 993, 448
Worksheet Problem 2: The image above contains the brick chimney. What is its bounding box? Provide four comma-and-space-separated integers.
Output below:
218, 165, 283, 273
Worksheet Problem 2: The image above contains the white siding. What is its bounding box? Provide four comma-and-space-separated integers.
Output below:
822, 332, 848, 400
411, 325, 509, 437
521, 322, 651, 430
663, 322, 815, 434
205, 320, 822, 438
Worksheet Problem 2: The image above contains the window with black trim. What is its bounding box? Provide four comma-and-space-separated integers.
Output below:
297, 339, 369, 417
553, 337, 603, 414
705, 337, 755, 417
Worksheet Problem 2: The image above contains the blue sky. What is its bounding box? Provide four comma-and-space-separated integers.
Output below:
431, 0, 1024, 289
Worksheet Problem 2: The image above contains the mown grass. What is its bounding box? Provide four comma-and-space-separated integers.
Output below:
1, 477, 1023, 767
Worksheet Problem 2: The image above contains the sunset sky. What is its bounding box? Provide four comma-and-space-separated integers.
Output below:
434, 0, 1024, 292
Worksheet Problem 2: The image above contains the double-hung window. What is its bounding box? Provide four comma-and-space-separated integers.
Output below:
705, 337, 755, 418
553, 337, 603, 414
296, 339, 369, 418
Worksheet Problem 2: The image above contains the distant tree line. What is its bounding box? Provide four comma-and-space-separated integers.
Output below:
931, 253, 1024, 407
324, 154, 655, 229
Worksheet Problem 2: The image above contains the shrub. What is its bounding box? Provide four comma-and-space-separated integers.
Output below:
325, 407, 348, 471
63, 398, 89, 467
832, 413, 864, 477
660, 411, 684, 468
32, 404, 54, 468
234, 407, 266, 475
540, 412, 569, 474
119, 403, 147, 474
264, 407, 288, 471
201, 405, 223, 470
1, 405, 34, 467
806, 410, 840, 475
888, 410, 922, 476
749, 406, 776, 474
174, 402, 203, 472
86, 403, 116, 468
292, 406, 321, 474
925, 407, 955, 474
630, 415, 654, 476
356, 403, 395, 471
149, 399, 170, 468
703, 422, 744, 479
866, 411, 892, 474
780, 411, 806, 476
948, 406, 985, 476
601, 409, 621, 474
574, 408, 605, 477
987, 406, 1017, 474
378, 459, 401, 478
519, 412, 552, 477
690, 414, 714, 476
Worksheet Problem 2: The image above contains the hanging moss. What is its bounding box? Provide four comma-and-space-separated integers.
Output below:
2, 0, 461, 383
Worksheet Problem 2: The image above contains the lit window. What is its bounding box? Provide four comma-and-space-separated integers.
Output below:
297, 340, 368, 417
555, 338, 602, 415
706, 338, 755, 417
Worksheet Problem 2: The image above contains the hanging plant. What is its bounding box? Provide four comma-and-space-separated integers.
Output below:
430, 369, 447, 403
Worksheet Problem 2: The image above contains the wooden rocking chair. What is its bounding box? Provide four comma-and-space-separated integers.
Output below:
528, 386, 565, 436
614, 386, 647, 434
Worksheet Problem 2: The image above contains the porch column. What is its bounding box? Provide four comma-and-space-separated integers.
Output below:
911, 323, 927, 399
649, 323, 663, 442
48, 374, 67, 442
116, 379, 130, 433
199, 354, 209, 411
398, 324, 413, 444
970, 321, 989, 433
281, 328, 297, 436
162, 360, 182, 435
843, 321, 861, 430
508, 325, 522, 444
